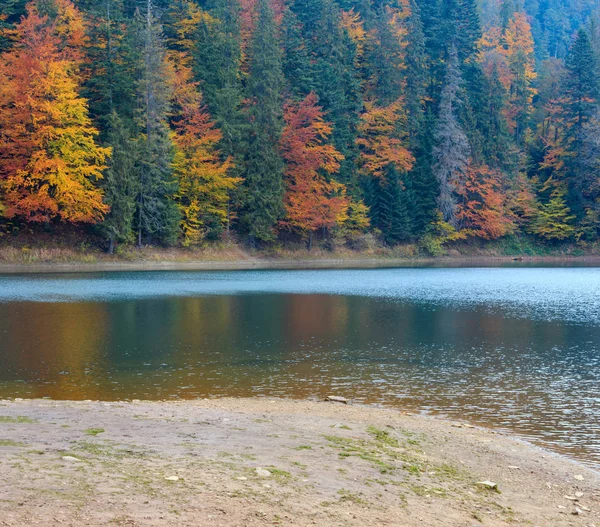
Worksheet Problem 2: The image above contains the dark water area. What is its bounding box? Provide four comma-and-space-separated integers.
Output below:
0, 268, 599, 467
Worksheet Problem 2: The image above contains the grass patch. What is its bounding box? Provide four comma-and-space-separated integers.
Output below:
74, 440, 148, 460
0, 439, 25, 447
337, 489, 368, 505
410, 484, 448, 498
294, 445, 312, 451
84, 428, 105, 436
0, 416, 37, 424
267, 468, 292, 481
324, 434, 398, 474
367, 426, 400, 448
331, 424, 352, 430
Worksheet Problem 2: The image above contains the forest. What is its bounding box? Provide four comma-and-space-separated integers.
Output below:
1, 0, 600, 254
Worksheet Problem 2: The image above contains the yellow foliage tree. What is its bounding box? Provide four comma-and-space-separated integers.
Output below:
169, 52, 239, 245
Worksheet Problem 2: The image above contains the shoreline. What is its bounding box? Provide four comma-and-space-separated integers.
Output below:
0, 397, 598, 526
1, 254, 600, 273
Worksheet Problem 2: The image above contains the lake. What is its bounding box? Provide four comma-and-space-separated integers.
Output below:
0, 267, 599, 467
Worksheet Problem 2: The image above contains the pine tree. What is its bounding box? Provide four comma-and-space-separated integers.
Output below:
364, 5, 404, 107
563, 29, 598, 150
407, 108, 439, 236
240, 0, 285, 243
81, 0, 136, 134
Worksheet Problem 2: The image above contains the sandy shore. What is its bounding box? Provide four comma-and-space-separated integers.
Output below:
0, 398, 598, 526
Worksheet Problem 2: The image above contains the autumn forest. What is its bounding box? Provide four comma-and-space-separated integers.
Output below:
1, 0, 600, 254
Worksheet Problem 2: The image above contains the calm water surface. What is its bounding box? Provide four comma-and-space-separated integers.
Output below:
0, 268, 599, 467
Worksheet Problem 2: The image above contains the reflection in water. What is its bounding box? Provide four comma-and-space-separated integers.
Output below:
1, 288, 599, 467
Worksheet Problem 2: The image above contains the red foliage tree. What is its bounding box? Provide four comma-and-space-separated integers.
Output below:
455, 164, 515, 239
280, 92, 348, 245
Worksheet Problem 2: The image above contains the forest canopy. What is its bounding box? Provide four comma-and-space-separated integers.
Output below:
1, 0, 600, 252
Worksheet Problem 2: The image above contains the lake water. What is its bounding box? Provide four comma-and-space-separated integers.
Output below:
0, 267, 599, 467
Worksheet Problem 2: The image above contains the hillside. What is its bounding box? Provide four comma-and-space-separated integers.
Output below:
1, 0, 600, 254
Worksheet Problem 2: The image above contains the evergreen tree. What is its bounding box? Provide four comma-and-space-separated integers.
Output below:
364, 6, 404, 106
407, 109, 440, 236
563, 29, 598, 147
369, 164, 412, 245
433, 47, 471, 226
404, 0, 428, 143
311, 0, 362, 188
281, 7, 314, 100
81, 0, 136, 134
134, 0, 179, 246
240, 0, 285, 243
563, 29, 599, 215
100, 112, 138, 253
193, 0, 245, 161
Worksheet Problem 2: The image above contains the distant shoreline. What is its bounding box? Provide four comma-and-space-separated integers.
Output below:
1, 254, 600, 273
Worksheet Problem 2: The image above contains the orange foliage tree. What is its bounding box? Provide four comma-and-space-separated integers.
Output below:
0, 0, 109, 224
455, 163, 515, 239
280, 92, 348, 244
356, 99, 414, 178
479, 12, 536, 142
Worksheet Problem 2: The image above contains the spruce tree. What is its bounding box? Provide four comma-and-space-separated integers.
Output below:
240, 0, 285, 244
82, 0, 137, 134
563, 29, 599, 215
563, 29, 598, 144
100, 112, 138, 253
365, 7, 404, 106
281, 7, 314, 100
193, 0, 245, 161
407, 109, 440, 235
369, 165, 412, 245
404, 0, 428, 143
134, 0, 179, 246
311, 0, 362, 188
